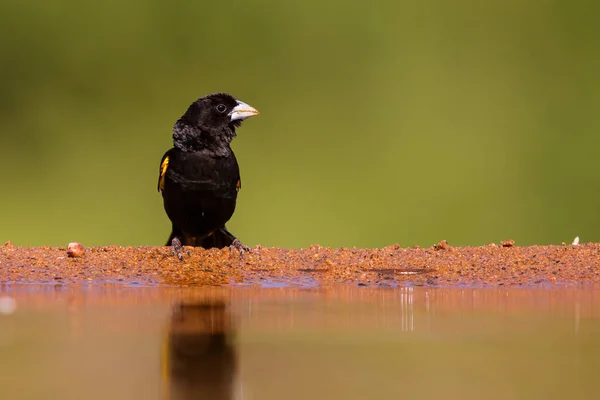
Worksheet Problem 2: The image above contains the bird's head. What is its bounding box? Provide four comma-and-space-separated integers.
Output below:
173, 93, 259, 154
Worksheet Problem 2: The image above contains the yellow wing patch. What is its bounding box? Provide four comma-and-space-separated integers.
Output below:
158, 155, 170, 192
236, 179, 241, 192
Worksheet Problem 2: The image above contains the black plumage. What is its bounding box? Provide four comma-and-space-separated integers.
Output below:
158, 93, 259, 259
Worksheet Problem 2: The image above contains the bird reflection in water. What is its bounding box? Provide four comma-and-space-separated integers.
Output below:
162, 301, 239, 400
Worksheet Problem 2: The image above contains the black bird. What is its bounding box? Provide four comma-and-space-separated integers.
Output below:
158, 93, 259, 259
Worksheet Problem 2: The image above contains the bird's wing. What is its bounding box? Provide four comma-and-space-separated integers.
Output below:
158, 150, 171, 192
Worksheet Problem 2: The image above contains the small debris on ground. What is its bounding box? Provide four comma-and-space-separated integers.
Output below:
433, 240, 452, 251
67, 242, 85, 258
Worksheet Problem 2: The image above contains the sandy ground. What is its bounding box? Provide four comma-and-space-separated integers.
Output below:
0, 240, 599, 287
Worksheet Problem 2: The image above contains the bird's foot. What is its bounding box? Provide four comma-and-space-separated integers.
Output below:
170, 237, 191, 261
229, 239, 250, 257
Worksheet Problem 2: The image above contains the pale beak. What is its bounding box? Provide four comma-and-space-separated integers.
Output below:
229, 100, 259, 122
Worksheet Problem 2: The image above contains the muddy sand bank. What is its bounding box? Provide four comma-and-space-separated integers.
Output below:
1, 241, 599, 287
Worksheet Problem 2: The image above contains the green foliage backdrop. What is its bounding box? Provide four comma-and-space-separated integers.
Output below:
1, 0, 599, 248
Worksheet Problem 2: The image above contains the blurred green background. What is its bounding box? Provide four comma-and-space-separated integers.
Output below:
1, 0, 599, 248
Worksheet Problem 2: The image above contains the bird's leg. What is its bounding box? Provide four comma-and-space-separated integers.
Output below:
170, 236, 191, 261
220, 227, 250, 256
231, 239, 249, 256
170, 237, 184, 260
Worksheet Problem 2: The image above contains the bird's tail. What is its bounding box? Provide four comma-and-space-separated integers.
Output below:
166, 227, 236, 249
197, 228, 235, 249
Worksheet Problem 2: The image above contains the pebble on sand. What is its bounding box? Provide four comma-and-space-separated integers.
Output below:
67, 242, 85, 258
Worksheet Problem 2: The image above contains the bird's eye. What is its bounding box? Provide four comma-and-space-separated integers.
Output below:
216, 104, 227, 113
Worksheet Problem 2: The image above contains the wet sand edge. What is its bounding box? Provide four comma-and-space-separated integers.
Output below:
1, 241, 598, 287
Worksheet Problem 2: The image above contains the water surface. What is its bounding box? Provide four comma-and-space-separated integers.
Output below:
1, 285, 599, 400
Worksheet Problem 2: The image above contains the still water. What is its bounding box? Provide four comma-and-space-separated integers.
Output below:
1, 284, 599, 400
